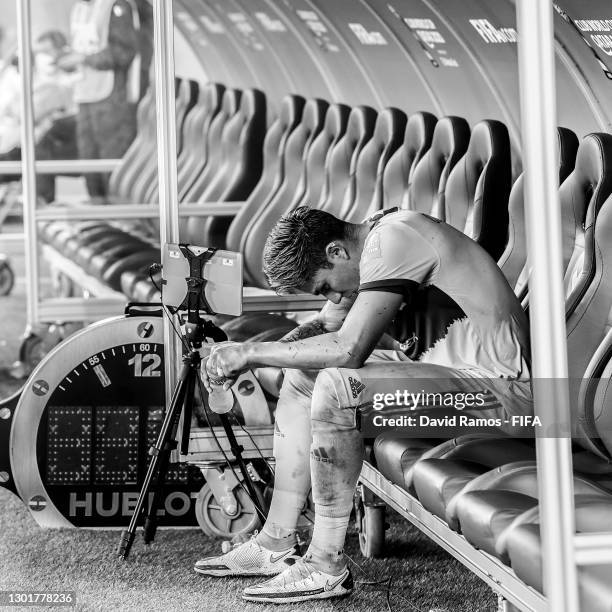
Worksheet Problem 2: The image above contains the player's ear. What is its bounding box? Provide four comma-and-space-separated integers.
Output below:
325, 241, 349, 262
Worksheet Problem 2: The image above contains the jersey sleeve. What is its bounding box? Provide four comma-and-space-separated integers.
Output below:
359, 222, 439, 296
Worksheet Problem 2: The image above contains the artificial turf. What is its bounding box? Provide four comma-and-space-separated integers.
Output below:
0, 487, 496, 612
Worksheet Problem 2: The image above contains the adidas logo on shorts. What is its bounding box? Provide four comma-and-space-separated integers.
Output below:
349, 376, 365, 398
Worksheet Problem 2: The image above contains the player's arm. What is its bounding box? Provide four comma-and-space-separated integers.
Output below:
203, 291, 403, 386
278, 295, 355, 342
279, 295, 399, 347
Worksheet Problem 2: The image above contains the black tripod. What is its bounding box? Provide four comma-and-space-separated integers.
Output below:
118, 253, 268, 560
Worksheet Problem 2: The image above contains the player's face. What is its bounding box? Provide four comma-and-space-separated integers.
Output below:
307, 259, 360, 304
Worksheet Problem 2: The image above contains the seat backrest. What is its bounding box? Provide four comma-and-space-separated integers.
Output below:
565, 194, 612, 456
514, 133, 612, 308
242, 98, 329, 286
198, 88, 267, 204
499, 127, 578, 290
408, 116, 470, 219
177, 82, 225, 200
138, 78, 199, 203
226, 94, 305, 254
444, 120, 511, 261
382, 111, 437, 210
583, 330, 612, 458
182, 88, 242, 203
109, 84, 156, 199
341, 107, 407, 223
294, 103, 350, 209
197, 89, 267, 247
319, 106, 377, 215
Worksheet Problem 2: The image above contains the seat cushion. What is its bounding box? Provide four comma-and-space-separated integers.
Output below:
373, 435, 444, 492
454, 489, 537, 560
507, 498, 612, 611
413, 458, 485, 523
412, 438, 535, 525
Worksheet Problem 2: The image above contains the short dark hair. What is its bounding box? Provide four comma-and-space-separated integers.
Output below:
263, 207, 350, 293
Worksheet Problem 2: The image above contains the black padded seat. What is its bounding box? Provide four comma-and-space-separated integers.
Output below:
506, 501, 612, 610
456, 466, 611, 560
47, 223, 112, 258
341, 107, 407, 223
73, 234, 144, 268
319, 106, 377, 215
411, 439, 535, 525
39, 221, 69, 244
514, 132, 612, 302
373, 434, 463, 493
581, 333, 612, 457
194, 88, 267, 248
120, 265, 151, 297
408, 116, 470, 219
177, 82, 225, 201
101, 250, 160, 292
293, 103, 350, 209
61, 225, 123, 259
382, 111, 437, 210
496, 175, 526, 290
443, 120, 511, 261
86, 240, 151, 278
133, 79, 198, 204
182, 88, 242, 205
226, 94, 305, 255
242, 98, 329, 287
109, 85, 156, 201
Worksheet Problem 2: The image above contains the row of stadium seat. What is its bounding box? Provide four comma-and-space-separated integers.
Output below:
44, 80, 520, 302
373, 131, 612, 610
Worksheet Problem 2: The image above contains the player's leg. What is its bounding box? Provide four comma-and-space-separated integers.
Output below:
243, 360, 496, 603
257, 367, 317, 550
306, 361, 471, 574
195, 368, 316, 576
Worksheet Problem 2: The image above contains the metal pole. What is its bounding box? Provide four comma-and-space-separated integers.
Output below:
516, 2, 579, 611
153, 0, 180, 401
16, 0, 39, 329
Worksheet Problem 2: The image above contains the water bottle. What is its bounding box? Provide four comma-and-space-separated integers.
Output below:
208, 375, 234, 414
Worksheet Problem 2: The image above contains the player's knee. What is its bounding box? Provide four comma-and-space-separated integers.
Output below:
311, 368, 359, 431
280, 367, 311, 396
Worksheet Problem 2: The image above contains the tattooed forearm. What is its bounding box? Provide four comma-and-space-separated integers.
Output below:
279, 320, 327, 343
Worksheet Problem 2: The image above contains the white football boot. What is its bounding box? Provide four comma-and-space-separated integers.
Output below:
194, 536, 300, 577
242, 556, 353, 603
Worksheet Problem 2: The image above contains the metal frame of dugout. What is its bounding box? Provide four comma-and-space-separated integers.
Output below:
12, 0, 612, 611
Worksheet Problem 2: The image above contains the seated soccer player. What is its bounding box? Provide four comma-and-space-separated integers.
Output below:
195, 207, 533, 604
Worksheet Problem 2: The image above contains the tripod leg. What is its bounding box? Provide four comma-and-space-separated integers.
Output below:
117, 358, 193, 559
141, 360, 196, 545
180, 364, 197, 455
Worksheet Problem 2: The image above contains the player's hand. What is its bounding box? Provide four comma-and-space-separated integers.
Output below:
56, 52, 85, 71
201, 342, 248, 391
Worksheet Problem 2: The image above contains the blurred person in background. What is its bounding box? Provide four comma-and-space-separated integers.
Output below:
0, 30, 76, 204
57, 0, 141, 204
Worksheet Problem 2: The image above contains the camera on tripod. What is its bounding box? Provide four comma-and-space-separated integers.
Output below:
117, 243, 270, 560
